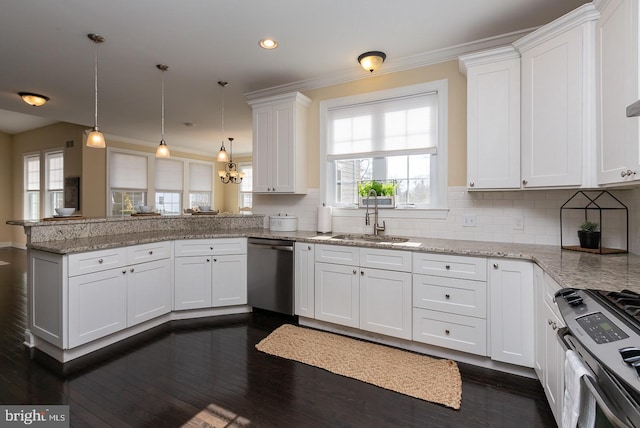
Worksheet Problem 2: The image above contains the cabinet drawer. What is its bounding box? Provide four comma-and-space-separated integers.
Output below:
174, 238, 246, 256
413, 253, 486, 281
359, 248, 411, 272
413, 274, 487, 318
126, 241, 172, 264
315, 244, 359, 266
412, 308, 487, 356
68, 248, 127, 277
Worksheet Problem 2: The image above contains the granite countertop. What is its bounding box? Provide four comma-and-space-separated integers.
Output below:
26, 228, 640, 294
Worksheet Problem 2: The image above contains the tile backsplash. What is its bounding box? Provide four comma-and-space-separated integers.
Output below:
253, 186, 640, 254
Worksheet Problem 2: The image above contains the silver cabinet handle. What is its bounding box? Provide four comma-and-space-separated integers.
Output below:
522, 180, 528, 185
353, 269, 357, 275
130, 268, 134, 273
361, 271, 364, 276
122, 270, 127, 274
445, 294, 450, 299
206, 259, 210, 262
210, 246, 214, 250
469, 182, 475, 187
493, 263, 499, 269
308, 246, 311, 251
445, 329, 450, 335
213, 258, 217, 262
148, 250, 153, 255
445, 264, 450, 270
98, 258, 104, 264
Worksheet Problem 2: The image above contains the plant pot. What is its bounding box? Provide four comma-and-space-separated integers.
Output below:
358, 196, 395, 209
578, 230, 601, 249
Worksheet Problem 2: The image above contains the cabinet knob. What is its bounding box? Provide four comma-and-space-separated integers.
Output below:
445, 264, 450, 270
445, 294, 450, 299
98, 258, 104, 264
361, 271, 364, 276
210, 246, 214, 250
308, 246, 312, 251
493, 263, 499, 269
353, 269, 357, 275
469, 182, 475, 187
621, 169, 637, 178
445, 329, 450, 335
206, 259, 210, 262
551, 322, 558, 331
522, 180, 528, 185
130, 268, 134, 273
122, 270, 127, 274
267, 187, 271, 191
148, 250, 153, 255
548, 319, 553, 325
214, 258, 217, 262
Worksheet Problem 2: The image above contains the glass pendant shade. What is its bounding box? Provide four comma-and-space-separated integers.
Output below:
217, 145, 229, 162
156, 64, 171, 158
156, 140, 170, 158
86, 127, 106, 148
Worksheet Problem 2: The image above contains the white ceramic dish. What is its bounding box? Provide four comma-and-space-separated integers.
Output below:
55, 207, 76, 216
138, 205, 153, 213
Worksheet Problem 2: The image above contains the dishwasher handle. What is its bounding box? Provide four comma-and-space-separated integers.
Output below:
248, 242, 294, 252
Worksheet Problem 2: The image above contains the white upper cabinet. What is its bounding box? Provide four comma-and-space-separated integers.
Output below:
248, 92, 311, 194
460, 46, 521, 190
596, 0, 640, 185
515, 4, 599, 189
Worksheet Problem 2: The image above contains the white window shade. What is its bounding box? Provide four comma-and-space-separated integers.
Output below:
189, 162, 212, 192
110, 152, 147, 189
327, 92, 438, 160
47, 152, 64, 190
156, 158, 184, 191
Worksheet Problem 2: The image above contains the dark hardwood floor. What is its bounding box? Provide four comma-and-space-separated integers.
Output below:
0, 247, 556, 427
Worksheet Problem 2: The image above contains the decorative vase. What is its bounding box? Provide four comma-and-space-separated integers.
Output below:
578, 231, 600, 249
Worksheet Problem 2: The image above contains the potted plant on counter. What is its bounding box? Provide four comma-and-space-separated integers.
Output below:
578, 221, 600, 249
358, 180, 397, 208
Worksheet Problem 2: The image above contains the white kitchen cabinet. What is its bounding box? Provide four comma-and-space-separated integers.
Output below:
315, 261, 360, 328
68, 266, 128, 348
29, 250, 66, 347
460, 46, 521, 190
174, 238, 247, 311
126, 258, 172, 326
533, 264, 545, 379
596, 0, 640, 185
515, 4, 599, 188
488, 258, 534, 367
248, 92, 311, 194
294, 243, 315, 317
314, 244, 412, 339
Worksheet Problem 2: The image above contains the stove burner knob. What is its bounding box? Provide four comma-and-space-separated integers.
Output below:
565, 294, 584, 306
619, 347, 640, 364
555, 288, 578, 298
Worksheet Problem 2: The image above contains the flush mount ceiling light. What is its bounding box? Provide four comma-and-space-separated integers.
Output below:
358, 51, 386, 73
216, 81, 230, 163
18, 92, 49, 107
155, 64, 171, 159
259, 38, 278, 49
86, 33, 106, 149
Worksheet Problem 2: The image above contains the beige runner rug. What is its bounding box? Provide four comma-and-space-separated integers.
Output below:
256, 324, 462, 410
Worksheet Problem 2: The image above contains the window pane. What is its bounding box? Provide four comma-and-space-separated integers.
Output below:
155, 191, 181, 215
111, 191, 146, 216
25, 191, 39, 220
47, 152, 64, 191
189, 192, 211, 209
26, 156, 40, 191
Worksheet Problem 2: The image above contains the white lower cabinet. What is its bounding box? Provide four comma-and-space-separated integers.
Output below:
413, 308, 487, 355
488, 258, 534, 367
313, 245, 412, 339
294, 243, 315, 317
174, 238, 247, 311
126, 259, 172, 326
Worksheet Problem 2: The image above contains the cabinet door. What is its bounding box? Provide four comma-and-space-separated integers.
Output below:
314, 262, 359, 328
360, 268, 411, 340
252, 105, 272, 193
464, 49, 521, 189
520, 24, 588, 188
212, 254, 247, 307
30, 250, 64, 347
533, 264, 545, 380
294, 243, 315, 317
174, 256, 212, 310
489, 259, 534, 367
272, 102, 295, 192
543, 301, 566, 424
68, 268, 127, 348
127, 259, 172, 326
596, 0, 640, 184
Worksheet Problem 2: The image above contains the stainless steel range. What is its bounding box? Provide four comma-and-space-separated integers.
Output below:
556, 288, 640, 427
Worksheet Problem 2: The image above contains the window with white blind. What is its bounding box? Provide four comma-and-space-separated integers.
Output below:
24, 154, 40, 220
109, 151, 148, 215
155, 158, 183, 214
238, 163, 253, 211
188, 162, 213, 209
45, 151, 64, 217
320, 80, 448, 212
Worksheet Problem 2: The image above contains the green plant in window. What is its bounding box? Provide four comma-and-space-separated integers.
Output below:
358, 180, 396, 197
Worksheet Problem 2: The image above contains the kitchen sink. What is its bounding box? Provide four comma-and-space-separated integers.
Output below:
330, 234, 410, 243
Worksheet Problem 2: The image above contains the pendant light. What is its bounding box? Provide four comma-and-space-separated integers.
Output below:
216, 81, 230, 162
218, 137, 245, 184
155, 64, 171, 158
87, 33, 106, 148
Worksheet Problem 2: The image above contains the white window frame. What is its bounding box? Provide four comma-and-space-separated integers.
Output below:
23, 149, 65, 220
23, 153, 41, 221
106, 147, 215, 216
320, 80, 449, 219
237, 162, 253, 211
45, 150, 65, 217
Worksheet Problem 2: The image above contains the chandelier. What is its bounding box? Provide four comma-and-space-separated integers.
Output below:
218, 137, 244, 183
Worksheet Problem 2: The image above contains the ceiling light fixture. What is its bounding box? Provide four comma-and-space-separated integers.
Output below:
357, 51, 386, 73
259, 38, 278, 49
218, 137, 244, 184
216, 81, 230, 163
19, 92, 49, 107
86, 33, 106, 149
155, 64, 171, 159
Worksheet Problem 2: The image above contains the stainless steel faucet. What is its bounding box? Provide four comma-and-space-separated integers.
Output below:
364, 189, 386, 236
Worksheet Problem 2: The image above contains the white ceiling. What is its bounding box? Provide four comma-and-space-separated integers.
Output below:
0, 0, 587, 156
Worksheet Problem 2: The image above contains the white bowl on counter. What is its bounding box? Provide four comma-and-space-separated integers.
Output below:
55, 208, 76, 216
138, 205, 154, 213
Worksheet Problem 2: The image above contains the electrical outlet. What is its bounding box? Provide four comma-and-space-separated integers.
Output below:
514, 216, 524, 230
463, 214, 476, 227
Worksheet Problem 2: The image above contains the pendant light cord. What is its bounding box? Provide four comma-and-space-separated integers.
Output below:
94, 40, 99, 128
161, 69, 165, 140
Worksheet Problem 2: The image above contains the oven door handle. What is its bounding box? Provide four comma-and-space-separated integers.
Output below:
558, 328, 630, 428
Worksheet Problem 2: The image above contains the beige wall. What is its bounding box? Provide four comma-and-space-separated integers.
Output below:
0, 131, 12, 245
300, 59, 467, 188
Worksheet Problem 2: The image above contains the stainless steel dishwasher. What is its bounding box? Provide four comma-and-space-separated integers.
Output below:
247, 238, 295, 315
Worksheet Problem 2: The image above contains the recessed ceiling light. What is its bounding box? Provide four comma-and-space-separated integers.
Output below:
259, 38, 278, 49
